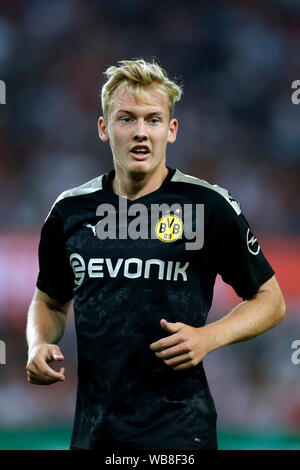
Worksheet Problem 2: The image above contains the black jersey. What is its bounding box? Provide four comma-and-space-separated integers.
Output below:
36, 167, 274, 450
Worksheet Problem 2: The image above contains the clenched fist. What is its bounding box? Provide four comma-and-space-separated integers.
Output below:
26, 344, 65, 385
150, 319, 211, 371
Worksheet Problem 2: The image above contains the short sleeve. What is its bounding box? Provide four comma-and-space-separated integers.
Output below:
207, 195, 275, 299
36, 207, 74, 303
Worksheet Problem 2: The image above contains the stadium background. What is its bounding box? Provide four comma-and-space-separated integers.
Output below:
0, 0, 299, 450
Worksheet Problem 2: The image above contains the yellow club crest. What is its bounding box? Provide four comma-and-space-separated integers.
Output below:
155, 213, 183, 243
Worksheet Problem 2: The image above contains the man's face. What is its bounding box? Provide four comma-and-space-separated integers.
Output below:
98, 86, 178, 176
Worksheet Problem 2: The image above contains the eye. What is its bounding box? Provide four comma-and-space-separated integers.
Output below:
120, 117, 132, 123
149, 117, 160, 124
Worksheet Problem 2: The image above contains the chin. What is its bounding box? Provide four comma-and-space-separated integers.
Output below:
127, 159, 153, 175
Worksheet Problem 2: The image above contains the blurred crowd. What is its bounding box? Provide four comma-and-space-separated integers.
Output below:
0, 0, 299, 233
0, 0, 299, 439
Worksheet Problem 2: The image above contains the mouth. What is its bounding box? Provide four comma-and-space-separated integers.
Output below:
130, 145, 151, 160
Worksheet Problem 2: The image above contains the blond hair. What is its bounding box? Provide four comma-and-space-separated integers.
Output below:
101, 59, 183, 120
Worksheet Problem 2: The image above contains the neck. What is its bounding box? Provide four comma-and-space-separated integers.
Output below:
112, 163, 169, 200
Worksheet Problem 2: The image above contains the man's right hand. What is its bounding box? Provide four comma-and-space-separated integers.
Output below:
26, 344, 66, 385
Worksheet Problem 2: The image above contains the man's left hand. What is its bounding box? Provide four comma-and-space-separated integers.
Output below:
149, 319, 211, 371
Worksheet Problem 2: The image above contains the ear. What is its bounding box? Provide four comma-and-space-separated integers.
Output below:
167, 118, 178, 144
98, 116, 109, 142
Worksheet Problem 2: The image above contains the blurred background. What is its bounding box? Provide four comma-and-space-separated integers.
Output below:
0, 0, 299, 450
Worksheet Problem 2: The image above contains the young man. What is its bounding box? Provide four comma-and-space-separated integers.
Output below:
26, 59, 285, 450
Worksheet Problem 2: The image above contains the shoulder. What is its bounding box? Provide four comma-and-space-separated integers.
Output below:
45, 173, 105, 222
170, 169, 241, 216
53, 173, 105, 206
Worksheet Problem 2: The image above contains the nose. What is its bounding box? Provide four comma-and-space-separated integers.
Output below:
133, 119, 148, 142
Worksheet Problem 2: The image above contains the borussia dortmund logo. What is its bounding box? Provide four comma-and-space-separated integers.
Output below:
155, 213, 184, 243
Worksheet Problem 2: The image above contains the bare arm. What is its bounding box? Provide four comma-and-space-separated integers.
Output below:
26, 287, 73, 384
150, 275, 286, 370
204, 275, 286, 352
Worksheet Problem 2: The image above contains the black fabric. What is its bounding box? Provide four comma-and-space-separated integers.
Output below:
37, 208, 74, 303
36, 167, 274, 450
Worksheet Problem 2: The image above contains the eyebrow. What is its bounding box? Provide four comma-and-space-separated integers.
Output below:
116, 110, 163, 118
